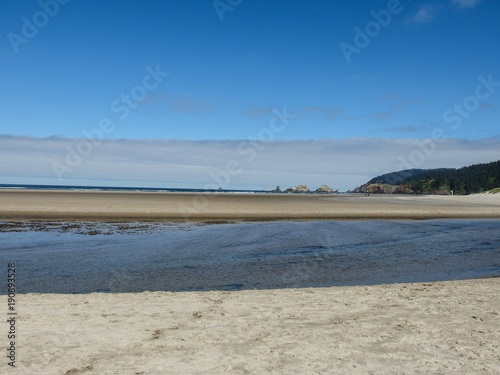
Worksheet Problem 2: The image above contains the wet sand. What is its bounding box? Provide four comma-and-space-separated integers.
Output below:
1, 189, 499, 221
2, 278, 499, 374
2, 190, 499, 374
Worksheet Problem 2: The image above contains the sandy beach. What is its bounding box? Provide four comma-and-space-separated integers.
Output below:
1, 189, 500, 221
2, 190, 499, 374
0, 278, 498, 374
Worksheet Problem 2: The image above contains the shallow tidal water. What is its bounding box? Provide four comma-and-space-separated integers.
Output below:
0, 219, 499, 294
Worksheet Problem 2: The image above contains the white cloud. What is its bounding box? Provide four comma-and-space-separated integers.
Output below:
412, 4, 439, 24
242, 105, 276, 118
451, 0, 482, 10
166, 96, 212, 113
1, 136, 499, 191
304, 106, 345, 119
411, 0, 482, 25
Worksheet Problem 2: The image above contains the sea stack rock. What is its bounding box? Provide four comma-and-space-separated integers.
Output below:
314, 184, 334, 193
285, 185, 309, 193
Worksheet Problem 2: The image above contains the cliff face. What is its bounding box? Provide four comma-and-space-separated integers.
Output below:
352, 183, 397, 194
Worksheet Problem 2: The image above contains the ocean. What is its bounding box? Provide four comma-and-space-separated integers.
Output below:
0, 183, 275, 194
1, 219, 499, 294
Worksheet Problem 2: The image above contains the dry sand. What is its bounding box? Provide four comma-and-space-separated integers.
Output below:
1, 278, 499, 375
1, 189, 500, 221
2, 190, 499, 374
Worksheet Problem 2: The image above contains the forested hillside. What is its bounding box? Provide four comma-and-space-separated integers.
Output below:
357, 160, 500, 195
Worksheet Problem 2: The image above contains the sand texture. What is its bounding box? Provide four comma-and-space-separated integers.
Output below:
1, 190, 500, 221
1, 278, 498, 374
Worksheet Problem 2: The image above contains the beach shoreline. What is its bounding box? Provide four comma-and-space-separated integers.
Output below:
2, 278, 499, 374
2, 190, 499, 373
1, 189, 499, 222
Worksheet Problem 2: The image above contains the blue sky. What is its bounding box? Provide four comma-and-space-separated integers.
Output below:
1, 0, 499, 189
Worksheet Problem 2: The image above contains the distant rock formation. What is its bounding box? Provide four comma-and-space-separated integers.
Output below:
314, 185, 334, 193
351, 183, 397, 194
285, 185, 309, 193
272, 185, 282, 192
